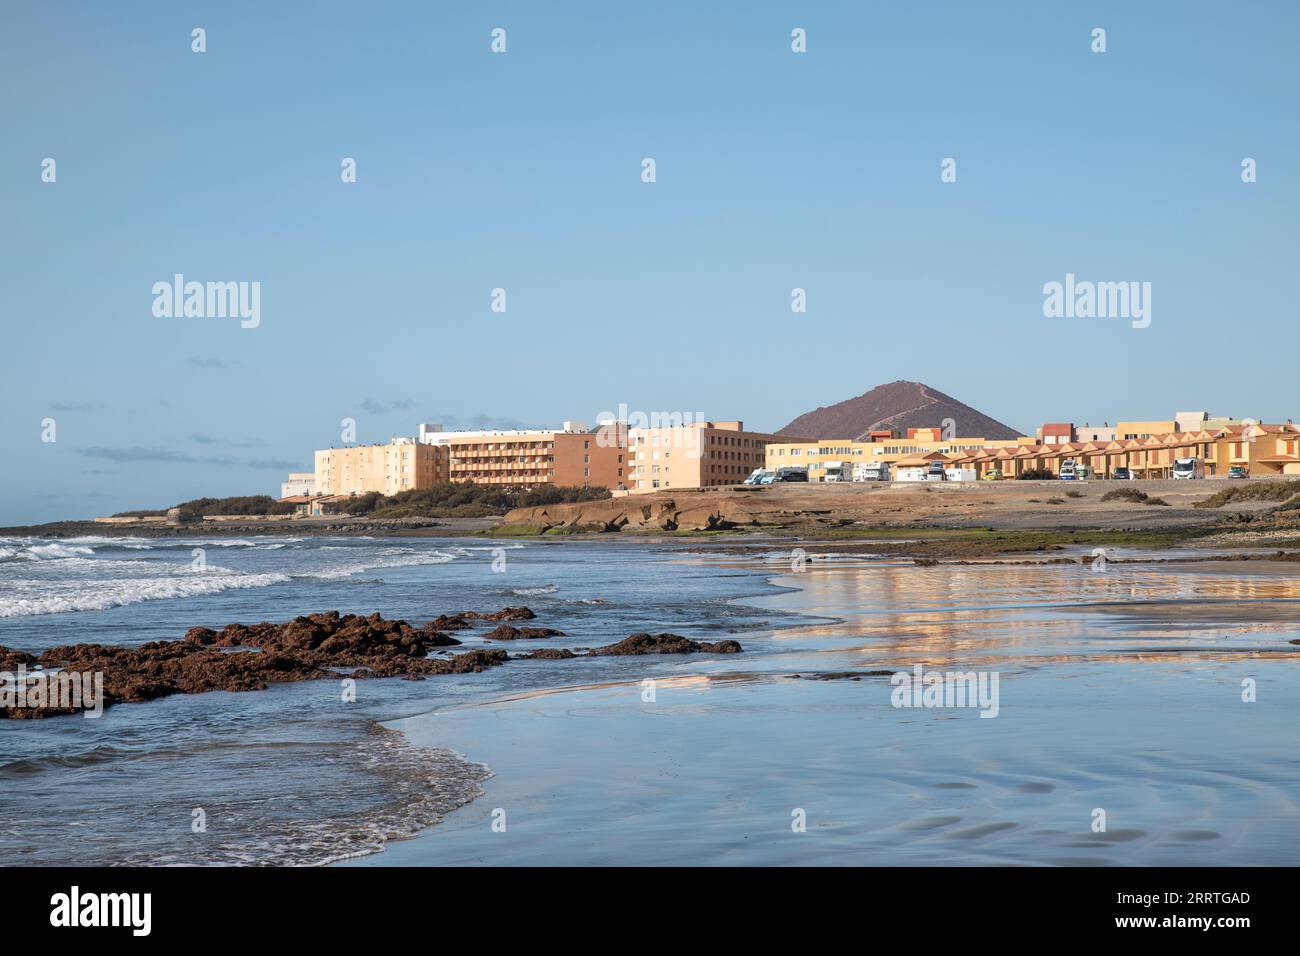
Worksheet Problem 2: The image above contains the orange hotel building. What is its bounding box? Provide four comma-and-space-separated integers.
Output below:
418, 421, 627, 489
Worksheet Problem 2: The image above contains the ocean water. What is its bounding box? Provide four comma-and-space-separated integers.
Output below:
3, 534, 1298, 866
0, 534, 784, 865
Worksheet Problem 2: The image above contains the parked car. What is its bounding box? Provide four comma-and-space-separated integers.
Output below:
1228, 466, 1249, 479
741, 469, 771, 485
1111, 467, 1133, 480
981, 468, 1002, 481
926, 460, 946, 480
774, 467, 808, 483
1059, 460, 1077, 480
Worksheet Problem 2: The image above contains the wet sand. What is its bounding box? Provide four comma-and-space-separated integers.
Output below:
343, 552, 1300, 866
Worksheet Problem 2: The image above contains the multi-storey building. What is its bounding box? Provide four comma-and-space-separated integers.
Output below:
419, 421, 626, 489
313, 438, 448, 496
626, 420, 785, 492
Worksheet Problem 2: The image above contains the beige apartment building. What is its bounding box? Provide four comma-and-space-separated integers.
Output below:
627, 420, 785, 492
419, 421, 627, 489
313, 438, 448, 496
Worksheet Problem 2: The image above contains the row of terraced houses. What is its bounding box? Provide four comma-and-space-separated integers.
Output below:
765, 414, 1300, 482
278, 410, 1300, 507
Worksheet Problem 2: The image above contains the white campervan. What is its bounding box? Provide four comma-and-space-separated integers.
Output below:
821, 461, 848, 482
1173, 457, 1205, 479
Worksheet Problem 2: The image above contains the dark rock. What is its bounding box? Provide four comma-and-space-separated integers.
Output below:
5, 611, 515, 719
519, 648, 578, 660
426, 614, 474, 631
484, 624, 565, 641
420, 629, 462, 647
0, 646, 38, 670
792, 670, 897, 681
590, 632, 743, 656
462, 607, 536, 622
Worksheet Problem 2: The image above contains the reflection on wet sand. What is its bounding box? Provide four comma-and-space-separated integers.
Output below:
363, 547, 1299, 867
744, 556, 1300, 670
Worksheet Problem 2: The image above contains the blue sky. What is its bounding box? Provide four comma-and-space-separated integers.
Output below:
2, 1, 1297, 524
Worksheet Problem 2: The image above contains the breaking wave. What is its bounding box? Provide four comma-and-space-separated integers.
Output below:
0, 538, 461, 618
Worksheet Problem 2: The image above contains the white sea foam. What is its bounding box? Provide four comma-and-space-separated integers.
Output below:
0, 539, 458, 617
292, 551, 456, 581
60, 535, 153, 547
0, 542, 95, 561
0, 565, 293, 618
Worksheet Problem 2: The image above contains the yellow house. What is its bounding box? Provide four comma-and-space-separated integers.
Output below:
1215, 423, 1300, 477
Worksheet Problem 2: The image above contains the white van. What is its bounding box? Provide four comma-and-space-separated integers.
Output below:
1173, 457, 1205, 479
854, 462, 890, 482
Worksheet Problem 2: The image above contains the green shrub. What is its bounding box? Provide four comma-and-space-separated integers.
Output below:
176, 496, 295, 517
1193, 481, 1300, 509
332, 483, 611, 518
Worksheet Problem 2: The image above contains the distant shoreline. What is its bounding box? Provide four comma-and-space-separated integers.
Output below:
7, 477, 1300, 559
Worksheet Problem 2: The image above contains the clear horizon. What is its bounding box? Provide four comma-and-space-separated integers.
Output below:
3, 1, 1298, 524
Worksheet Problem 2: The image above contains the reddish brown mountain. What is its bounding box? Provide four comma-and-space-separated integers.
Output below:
777, 381, 1023, 441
